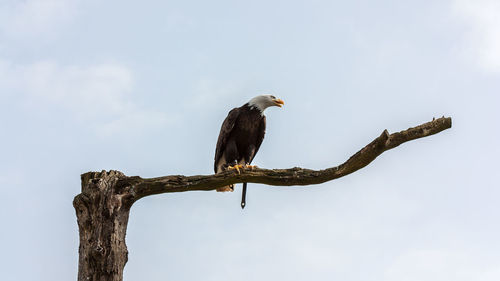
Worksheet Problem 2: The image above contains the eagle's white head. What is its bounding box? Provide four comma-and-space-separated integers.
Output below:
248, 94, 285, 112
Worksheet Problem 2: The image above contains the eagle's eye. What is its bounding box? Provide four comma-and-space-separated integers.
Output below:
270, 95, 276, 99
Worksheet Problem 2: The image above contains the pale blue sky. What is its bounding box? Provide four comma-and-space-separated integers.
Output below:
1, 0, 499, 280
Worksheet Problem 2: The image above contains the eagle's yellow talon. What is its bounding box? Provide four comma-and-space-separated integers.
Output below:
245, 165, 258, 170
227, 164, 244, 174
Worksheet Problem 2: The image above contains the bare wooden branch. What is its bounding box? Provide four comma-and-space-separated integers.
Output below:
126, 116, 451, 201
74, 116, 451, 281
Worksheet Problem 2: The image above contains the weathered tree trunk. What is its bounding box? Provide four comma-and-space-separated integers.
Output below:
73, 171, 134, 281
73, 117, 451, 281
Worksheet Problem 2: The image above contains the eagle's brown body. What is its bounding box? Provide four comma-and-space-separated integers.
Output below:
214, 104, 266, 191
214, 104, 266, 173
213, 95, 283, 207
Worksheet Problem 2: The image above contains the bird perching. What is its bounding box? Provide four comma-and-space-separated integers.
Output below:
214, 95, 284, 208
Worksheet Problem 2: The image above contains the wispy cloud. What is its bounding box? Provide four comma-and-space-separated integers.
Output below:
452, 0, 500, 73
0, 59, 172, 136
0, 0, 78, 37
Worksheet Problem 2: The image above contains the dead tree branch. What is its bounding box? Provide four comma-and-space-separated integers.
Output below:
127, 116, 452, 200
73, 116, 451, 281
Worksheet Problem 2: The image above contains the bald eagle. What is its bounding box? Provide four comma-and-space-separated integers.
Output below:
214, 95, 284, 208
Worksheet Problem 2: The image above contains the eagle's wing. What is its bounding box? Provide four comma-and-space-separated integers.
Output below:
214, 107, 241, 173
248, 115, 266, 164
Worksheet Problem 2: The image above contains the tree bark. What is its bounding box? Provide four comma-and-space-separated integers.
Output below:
73, 170, 134, 281
73, 117, 451, 281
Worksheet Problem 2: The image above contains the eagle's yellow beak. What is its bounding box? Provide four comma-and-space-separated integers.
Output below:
274, 98, 285, 107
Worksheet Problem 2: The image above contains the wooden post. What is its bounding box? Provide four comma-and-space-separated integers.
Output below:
73, 171, 133, 281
